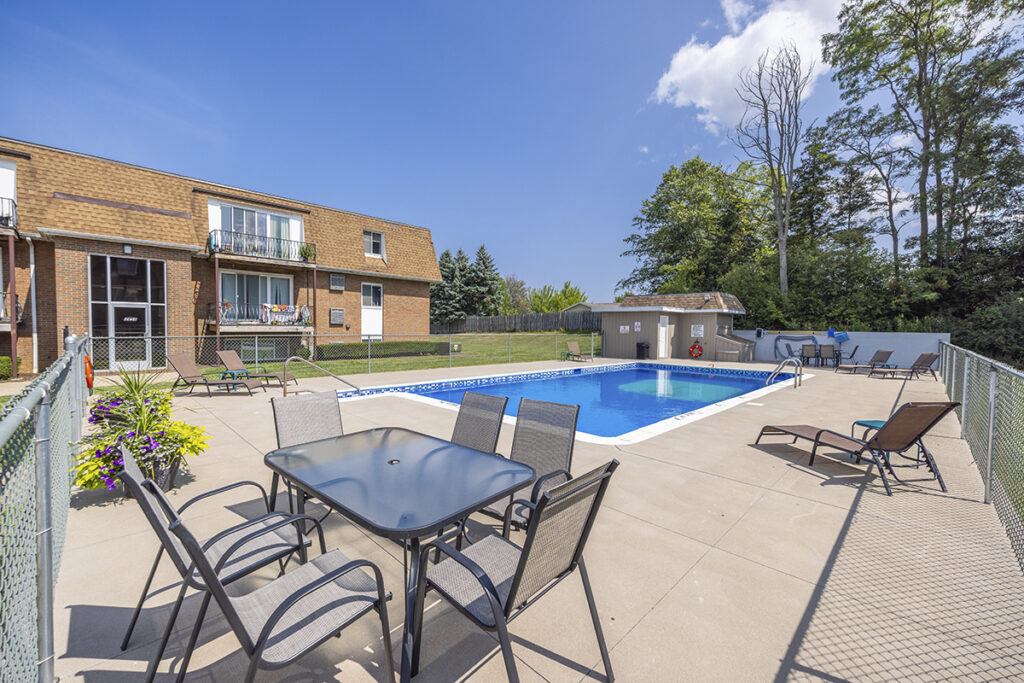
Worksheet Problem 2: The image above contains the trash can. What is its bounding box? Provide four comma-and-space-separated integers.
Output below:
636, 341, 650, 360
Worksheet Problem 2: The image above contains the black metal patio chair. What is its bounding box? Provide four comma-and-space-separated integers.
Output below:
168, 512, 394, 683
271, 391, 345, 517
478, 397, 580, 536
116, 452, 314, 682
412, 460, 619, 682
450, 391, 508, 454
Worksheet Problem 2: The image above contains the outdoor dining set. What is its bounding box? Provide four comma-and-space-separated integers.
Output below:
116, 390, 618, 682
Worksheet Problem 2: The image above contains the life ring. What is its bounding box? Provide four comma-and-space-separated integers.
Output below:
689, 343, 703, 358
84, 355, 94, 389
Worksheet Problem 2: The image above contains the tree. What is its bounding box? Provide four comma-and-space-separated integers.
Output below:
527, 281, 587, 313
466, 245, 503, 316
499, 274, 530, 314
429, 250, 467, 323
733, 43, 815, 294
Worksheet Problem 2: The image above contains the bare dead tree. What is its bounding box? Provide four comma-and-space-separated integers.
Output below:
733, 44, 814, 294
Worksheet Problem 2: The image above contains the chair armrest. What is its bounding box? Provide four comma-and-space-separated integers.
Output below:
178, 480, 270, 514
252, 558, 389, 665
530, 470, 570, 503
419, 538, 504, 614
257, 365, 269, 373
212, 514, 327, 574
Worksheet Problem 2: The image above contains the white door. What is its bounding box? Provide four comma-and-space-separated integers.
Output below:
110, 304, 151, 370
361, 283, 383, 340
658, 315, 670, 359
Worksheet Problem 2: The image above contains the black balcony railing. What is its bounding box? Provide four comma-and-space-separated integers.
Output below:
208, 302, 312, 326
0, 198, 16, 229
208, 229, 316, 262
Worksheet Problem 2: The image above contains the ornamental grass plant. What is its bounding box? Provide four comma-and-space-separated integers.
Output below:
74, 368, 209, 491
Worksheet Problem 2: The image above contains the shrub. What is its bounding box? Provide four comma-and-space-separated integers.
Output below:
74, 369, 209, 490
0, 356, 21, 380
314, 340, 443, 360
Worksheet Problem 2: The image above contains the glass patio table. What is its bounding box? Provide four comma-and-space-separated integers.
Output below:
264, 426, 535, 682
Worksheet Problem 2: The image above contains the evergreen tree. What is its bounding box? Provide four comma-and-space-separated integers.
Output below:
466, 245, 503, 316
429, 250, 468, 323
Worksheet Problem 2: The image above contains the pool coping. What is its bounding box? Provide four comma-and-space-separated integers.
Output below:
337, 361, 812, 445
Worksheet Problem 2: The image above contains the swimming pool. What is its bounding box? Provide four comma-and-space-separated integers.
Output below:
340, 363, 794, 442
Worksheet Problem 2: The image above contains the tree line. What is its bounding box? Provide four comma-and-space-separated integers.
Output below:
621, 0, 1024, 366
430, 245, 587, 323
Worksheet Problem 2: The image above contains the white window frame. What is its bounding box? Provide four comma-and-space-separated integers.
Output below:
361, 283, 383, 308
208, 199, 304, 244
219, 268, 294, 308
363, 230, 384, 258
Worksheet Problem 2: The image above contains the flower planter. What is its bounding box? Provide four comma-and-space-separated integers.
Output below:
124, 461, 180, 497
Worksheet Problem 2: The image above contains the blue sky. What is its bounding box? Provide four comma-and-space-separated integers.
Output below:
3, 0, 843, 301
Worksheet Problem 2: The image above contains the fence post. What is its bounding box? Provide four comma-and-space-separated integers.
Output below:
984, 366, 998, 504
35, 384, 55, 683
448, 334, 452, 368
507, 334, 511, 364
961, 353, 971, 439
554, 333, 558, 361
254, 335, 259, 366
367, 338, 372, 374
64, 334, 80, 444
591, 332, 595, 358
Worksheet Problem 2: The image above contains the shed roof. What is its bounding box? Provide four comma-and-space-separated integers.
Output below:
589, 292, 745, 314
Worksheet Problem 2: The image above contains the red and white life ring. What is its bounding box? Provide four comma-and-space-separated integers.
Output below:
689, 343, 703, 358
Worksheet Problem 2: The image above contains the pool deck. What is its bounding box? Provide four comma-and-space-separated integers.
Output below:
55, 358, 1024, 681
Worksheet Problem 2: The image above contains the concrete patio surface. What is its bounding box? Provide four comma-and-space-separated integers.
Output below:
54, 359, 1024, 681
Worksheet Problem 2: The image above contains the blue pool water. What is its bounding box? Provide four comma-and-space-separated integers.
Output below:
415, 366, 773, 437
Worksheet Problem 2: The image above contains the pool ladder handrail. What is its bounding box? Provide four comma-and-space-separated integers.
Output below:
767, 358, 803, 388
282, 355, 362, 396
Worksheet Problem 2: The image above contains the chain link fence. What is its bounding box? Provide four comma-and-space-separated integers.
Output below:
939, 341, 1024, 573
0, 334, 89, 683
88, 332, 602, 378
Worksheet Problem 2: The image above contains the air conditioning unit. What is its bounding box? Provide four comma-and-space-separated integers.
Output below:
329, 273, 345, 291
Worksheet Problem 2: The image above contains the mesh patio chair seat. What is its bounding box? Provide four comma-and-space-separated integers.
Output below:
566, 340, 594, 362
801, 344, 817, 366
755, 401, 959, 495
116, 452, 313, 682
819, 344, 835, 367
413, 460, 619, 683
478, 397, 580, 536
217, 349, 298, 387
450, 391, 508, 454
836, 349, 893, 374
169, 514, 394, 683
869, 352, 940, 380
167, 352, 264, 396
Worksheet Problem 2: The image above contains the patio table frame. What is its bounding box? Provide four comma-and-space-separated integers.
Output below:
264, 427, 535, 683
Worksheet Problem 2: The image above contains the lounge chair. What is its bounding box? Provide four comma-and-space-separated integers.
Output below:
755, 401, 959, 495
217, 349, 298, 386
566, 340, 594, 362
869, 352, 940, 380
167, 353, 264, 396
413, 461, 618, 683
836, 349, 893, 374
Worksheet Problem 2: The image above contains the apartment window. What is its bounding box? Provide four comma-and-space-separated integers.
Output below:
88, 254, 167, 338
363, 230, 383, 257
361, 283, 382, 308
220, 271, 292, 319
220, 205, 294, 241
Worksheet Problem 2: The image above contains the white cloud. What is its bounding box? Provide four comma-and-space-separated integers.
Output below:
721, 0, 753, 32
638, 145, 649, 154
653, 0, 843, 134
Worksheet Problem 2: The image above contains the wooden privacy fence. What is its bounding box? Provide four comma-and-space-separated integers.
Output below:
430, 311, 602, 334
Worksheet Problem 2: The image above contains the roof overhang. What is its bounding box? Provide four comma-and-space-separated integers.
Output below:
36, 227, 204, 253
316, 264, 441, 284
591, 306, 745, 315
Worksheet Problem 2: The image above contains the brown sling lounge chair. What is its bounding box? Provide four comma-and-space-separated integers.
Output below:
566, 341, 594, 362
217, 349, 298, 386
836, 349, 893, 374
755, 401, 959, 495
168, 353, 264, 396
869, 352, 940, 380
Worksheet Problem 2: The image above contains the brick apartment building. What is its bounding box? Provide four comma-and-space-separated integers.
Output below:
0, 137, 441, 376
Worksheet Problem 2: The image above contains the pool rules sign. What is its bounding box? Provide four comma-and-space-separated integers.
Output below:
690, 324, 704, 338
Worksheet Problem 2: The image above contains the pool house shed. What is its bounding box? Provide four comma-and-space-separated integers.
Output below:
591, 292, 754, 362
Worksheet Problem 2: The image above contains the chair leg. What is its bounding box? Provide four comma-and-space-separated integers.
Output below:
377, 603, 396, 683
494, 618, 520, 683
921, 444, 947, 492
122, 547, 164, 650
144, 580, 189, 683
174, 591, 211, 683
579, 558, 614, 682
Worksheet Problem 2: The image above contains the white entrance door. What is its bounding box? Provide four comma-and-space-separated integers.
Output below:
658, 315, 670, 359
361, 283, 383, 340
110, 304, 150, 370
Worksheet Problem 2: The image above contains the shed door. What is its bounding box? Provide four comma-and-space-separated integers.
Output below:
658, 315, 670, 359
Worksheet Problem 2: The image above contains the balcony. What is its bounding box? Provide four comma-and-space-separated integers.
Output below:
0, 198, 15, 229
208, 229, 316, 264
207, 302, 313, 333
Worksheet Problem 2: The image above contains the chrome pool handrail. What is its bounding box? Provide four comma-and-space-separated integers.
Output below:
767, 358, 802, 388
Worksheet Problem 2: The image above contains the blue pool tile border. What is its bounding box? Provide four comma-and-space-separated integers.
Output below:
337, 362, 793, 400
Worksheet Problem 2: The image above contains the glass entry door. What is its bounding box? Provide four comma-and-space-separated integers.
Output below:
111, 304, 149, 370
